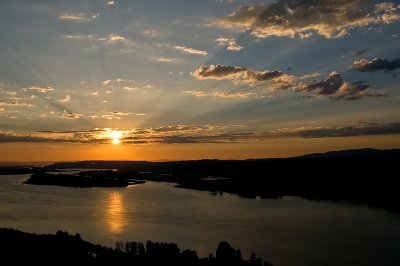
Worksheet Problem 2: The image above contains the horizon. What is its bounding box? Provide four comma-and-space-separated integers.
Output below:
1, 0, 400, 161
1, 146, 399, 166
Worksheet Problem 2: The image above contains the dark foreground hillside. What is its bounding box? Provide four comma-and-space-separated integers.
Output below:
0, 228, 272, 266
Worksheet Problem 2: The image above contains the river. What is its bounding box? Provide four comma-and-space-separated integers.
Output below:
0, 174, 399, 266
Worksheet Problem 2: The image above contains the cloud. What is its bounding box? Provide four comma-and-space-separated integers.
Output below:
294, 71, 379, 100
1, 121, 399, 144
58, 95, 70, 103
350, 58, 400, 73
58, 13, 97, 22
97, 34, 127, 44
213, 0, 400, 39
101, 78, 152, 91
215, 37, 243, 51
193, 65, 385, 100
192, 64, 295, 84
90, 111, 132, 120
174, 45, 208, 56
184, 90, 252, 98
64, 34, 129, 44
107, 1, 115, 5
0, 131, 49, 143
62, 110, 81, 119
155, 57, 176, 62
272, 122, 400, 138
0, 101, 32, 107
24, 86, 55, 93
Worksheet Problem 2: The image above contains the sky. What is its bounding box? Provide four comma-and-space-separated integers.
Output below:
0, 0, 400, 162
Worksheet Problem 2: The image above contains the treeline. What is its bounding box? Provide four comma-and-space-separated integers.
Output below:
0, 228, 272, 266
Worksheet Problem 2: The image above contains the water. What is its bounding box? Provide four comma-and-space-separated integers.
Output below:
0, 174, 399, 266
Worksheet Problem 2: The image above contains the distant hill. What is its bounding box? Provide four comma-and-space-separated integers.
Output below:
296, 148, 400, 158
49, 148, 400, 170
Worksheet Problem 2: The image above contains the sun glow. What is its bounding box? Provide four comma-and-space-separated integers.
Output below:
110, 130, 122, 144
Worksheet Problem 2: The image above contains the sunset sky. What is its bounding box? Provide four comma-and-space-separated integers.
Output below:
1, 0, 400, 162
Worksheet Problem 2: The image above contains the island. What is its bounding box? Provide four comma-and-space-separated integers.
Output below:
24, 170, 145, 188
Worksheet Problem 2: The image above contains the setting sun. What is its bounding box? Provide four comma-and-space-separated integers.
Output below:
110, 131, 122, 145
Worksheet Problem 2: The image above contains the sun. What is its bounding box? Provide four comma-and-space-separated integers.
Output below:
109, 130, 122, 145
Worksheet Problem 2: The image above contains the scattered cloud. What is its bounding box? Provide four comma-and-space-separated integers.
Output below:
154, 57, 176, 62
184, 90, 252, 98
23, 86, 55, 93
215, 37, 243, 51
174, 45, 208, 56
90, 111, 132, 120
193, 65, 385, 100
213, 0, 400, 39
97, 34, 127, 44
350, 58, 400, 73
58, 12, 97, 22
0, 101, 32, 107
58, 95, 70, 103
62, 110, 81, 119
64, 34, 130, 44
142, 29, 160, 38
101, 78, 152, 91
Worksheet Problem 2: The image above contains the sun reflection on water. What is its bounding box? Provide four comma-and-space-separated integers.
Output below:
106, 191, 125, 235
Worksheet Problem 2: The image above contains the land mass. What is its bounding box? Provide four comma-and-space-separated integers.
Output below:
24, 170, 144, 188
1, 148, 399, 211
0, 228, 271, 266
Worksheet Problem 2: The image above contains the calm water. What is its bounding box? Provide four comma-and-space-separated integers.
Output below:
0, 174, 399, 266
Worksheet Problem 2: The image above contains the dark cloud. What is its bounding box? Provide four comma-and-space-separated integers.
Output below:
214, 0, 400, 39
295, 71, 378, 100
351, 58, 400, 72
192, 64, 293, 83
193, 66, 384, 100
0, 133, 47, 143
192, 65, 247, 80
291, 123, 400, 138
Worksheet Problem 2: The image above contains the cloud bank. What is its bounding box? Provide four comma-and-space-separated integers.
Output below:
192, 65, 385, 100
214, 0, 400, 39
1, 122, 399, 144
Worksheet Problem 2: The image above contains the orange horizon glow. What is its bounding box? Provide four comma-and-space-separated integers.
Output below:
0, 134, 399, 163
